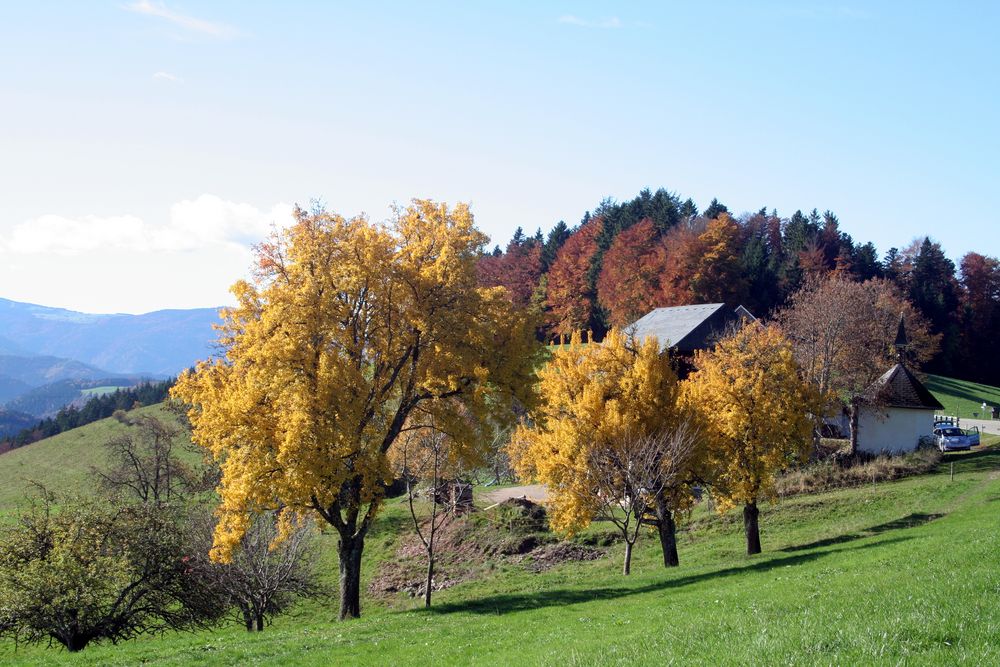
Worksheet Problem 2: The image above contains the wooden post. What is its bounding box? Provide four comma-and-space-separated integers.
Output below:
950, 461, 954, 482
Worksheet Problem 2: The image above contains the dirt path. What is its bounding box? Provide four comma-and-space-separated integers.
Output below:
483, 484, 549, 504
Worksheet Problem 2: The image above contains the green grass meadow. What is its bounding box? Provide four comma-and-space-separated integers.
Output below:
0, 397, 998, 664
926, 374, 1000, 419
79, 385, 128, 397
0, 404, 196, 511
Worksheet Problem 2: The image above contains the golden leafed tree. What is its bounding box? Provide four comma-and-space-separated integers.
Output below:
510, 330, 703, 573
689, 213, 748, 306
172, 200, 542, 620
682, 323, 820, 555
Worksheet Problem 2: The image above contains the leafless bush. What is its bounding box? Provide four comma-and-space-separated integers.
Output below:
589, 421, 700, 575
204, 512, 323, 632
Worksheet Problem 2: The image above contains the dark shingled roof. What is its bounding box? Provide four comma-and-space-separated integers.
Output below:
626, 303, 756, 354
862, 363, 943, 410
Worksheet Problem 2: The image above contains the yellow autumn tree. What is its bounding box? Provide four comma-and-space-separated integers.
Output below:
682, 323, 819, 555
171, 201, 541, 620
510, 329, 703, 573
690, 213, 748, 305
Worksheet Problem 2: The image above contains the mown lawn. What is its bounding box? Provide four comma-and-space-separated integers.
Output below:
926, 374, 1000, 419
2, 441, 998, 665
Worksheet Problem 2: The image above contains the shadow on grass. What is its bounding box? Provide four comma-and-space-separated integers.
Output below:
780, 512, 944, 553
421, 535, 912, 616
368, 510, 412, 540
924, 376, 1000, 410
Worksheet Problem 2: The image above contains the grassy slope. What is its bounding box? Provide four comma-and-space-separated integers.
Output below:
926, 374, 1000, 419
0, 404, 195, 511
0, 413, 996, 664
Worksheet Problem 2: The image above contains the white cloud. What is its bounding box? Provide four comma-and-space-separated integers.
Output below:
152, 71, 183, 83
124, 1, 238, 38
0, 195, 295, 256
557, 15, 623, 29
4, 214, 149, 255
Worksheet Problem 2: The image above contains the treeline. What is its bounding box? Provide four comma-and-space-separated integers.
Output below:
477, 188, 997, 384
1, 379, 175, 449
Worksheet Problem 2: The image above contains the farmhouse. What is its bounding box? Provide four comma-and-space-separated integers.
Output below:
626, 303, 755, 366
855, 318, 943, 454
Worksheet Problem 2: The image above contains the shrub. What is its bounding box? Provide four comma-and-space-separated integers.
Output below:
0, 493, 226, 652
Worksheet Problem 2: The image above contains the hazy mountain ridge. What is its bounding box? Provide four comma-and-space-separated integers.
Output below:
0, 298, 222, 376
0, 408, 36, 439
0, 352, 114, 413
0, 353, 109, 387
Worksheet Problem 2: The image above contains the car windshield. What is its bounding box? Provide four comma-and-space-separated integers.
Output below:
940, 428, 964, 436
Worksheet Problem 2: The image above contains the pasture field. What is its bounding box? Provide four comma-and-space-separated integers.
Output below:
926, 374, 1000, 419
79, 385, 128, 397
0, 404, 997, 665
0, 404, 195, 511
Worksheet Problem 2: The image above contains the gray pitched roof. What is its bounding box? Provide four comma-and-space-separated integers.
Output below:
626, 303, 755, 353
862, 363, 944, 410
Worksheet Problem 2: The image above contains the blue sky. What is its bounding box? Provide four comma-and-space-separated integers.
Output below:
1, 1, 997, 313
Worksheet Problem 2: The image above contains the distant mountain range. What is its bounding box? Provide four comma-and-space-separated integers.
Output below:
0, 298, 224, 431
0, 298, 222, 376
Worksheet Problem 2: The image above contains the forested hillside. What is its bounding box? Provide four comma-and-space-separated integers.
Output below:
0, 379, 174, 450
478, 189, 996, 384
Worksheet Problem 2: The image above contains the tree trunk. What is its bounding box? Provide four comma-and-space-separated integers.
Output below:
242, 606, 254, 632
256, 613, 264, 632
656, 505, 679, 567
424, 554, 434, 608
848, 398, 860, 457
622, 540, 634, 575
338, 534, 365, 620
62, 634, 90, 652
743, 502, 761, 555
60, 610, 90, 651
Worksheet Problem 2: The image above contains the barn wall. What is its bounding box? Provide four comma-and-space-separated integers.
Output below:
857, 407, 935, 454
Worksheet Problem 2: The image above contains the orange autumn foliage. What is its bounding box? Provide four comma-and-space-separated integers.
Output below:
545, 219, 602, 335
596, 219, 663, 327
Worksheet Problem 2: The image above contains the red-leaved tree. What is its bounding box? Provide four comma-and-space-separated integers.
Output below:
546, 219, 603, 336
597, 219, 663, 327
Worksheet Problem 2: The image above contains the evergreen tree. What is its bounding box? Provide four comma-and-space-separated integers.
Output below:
679, 198, 698, 220
740, 215, 782, 314
909, 237, 960, 374
703, 198, 729, 220
882, 247, 904, 285
853, 242, 882, 280
541, 221, 570, 272
511, 226, 526, 246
